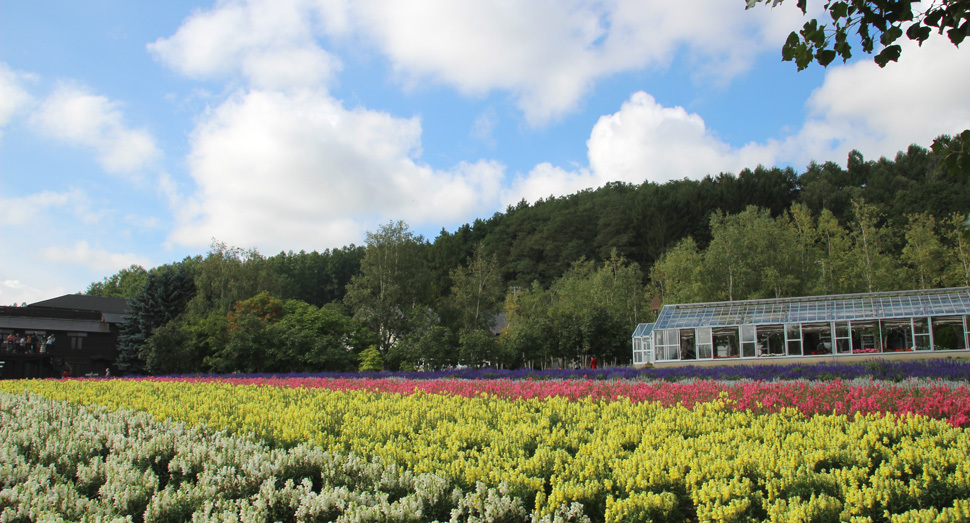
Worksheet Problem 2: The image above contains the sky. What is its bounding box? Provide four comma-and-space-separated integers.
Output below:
2, 0, 970, 306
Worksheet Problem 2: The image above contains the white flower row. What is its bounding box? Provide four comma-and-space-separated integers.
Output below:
0, 391, 588, 522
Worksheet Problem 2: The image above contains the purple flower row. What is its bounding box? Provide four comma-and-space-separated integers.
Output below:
157, 357, 970, 382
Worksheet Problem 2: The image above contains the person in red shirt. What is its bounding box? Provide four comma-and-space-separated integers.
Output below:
590, 356, 597, 369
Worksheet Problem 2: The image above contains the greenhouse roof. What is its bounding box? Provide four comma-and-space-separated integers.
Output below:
651, 287, 970, 331
632, 323, 654, 338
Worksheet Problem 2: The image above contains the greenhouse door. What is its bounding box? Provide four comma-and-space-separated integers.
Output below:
696, 327, 713, 359
785, 324, 802, 356
741, 325, 756, 358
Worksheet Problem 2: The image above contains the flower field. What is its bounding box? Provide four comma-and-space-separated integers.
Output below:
3, 371, 970, 522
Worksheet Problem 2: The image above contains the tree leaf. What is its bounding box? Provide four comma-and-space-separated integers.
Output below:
906, 23, 932, 43
947, 26, 966, 46
795, 45, 815, 70
880, 25, 903, 46
874, 44, 901, 66
829, 1, 849, 21
924, 9, 944, 28
782, 32, 801, 61
816, 49, 838, 66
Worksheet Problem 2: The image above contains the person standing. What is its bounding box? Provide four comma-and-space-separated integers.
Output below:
590, 356, 597, 369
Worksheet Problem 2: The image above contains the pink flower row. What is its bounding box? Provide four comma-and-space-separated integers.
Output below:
147, 376, 970, 428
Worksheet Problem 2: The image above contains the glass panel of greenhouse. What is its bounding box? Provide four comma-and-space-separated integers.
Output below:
631, 323, 655, 364
635, 287, 970, 363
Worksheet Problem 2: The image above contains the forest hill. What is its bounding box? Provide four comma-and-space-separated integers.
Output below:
85, 138, 970, 374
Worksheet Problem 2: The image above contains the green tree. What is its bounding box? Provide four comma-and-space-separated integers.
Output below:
703, 212, 751, 302
450, 242, 504, 332
943, 212, 970, 286
901, 212, 945, 289
186, 241, 287, 317
648, 237, 706, 304
650, 207, 817, 304
499, 281, 554, 368
143, 311, 227, 375
597, 250, 651, 329
747, 0, 969, 69
797, 159, 860, 222
458, 329, 500, 367
932, 131, 970, 179
391, 319, 455, 371
750, 1, 970, 181
86, 264, 149, 299
501, 255, 647, 368
815, 208, 857, 294
266, 301, 361, 372
344, 221, 432, 357
848, 200, 900, 292
703, 207, 806, 301
788, 203, 825, 295
358, 345, 383, 372
205, 291, 284, 374
266, 246, 365, 307
116, 265, 196, 374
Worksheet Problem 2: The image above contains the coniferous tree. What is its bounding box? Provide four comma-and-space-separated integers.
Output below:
116, 265, 196, 374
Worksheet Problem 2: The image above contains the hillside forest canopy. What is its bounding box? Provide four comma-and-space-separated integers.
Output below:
86, 139, 970, 373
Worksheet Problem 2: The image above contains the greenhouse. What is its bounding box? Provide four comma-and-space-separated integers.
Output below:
632, 287, 970, 364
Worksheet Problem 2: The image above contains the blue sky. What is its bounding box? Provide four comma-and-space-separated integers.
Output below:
2, 0, 969, 306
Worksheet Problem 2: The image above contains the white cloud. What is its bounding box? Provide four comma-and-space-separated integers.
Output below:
0, 189, 89, 226
151, 0, 810, 125
559, 37, 970, 196
347, 0, 811, 124
148, 0, 341, 90
40, 241, 153, 275
0, 64, 35, 134
0, 188, 149, 305
586, 91, 777, 185
156, 172, 182, 210
28, 85, 159, 174
149, 0, 970, 252
0, 280, 69, 307
500, 91, 784, 206
504, 162, 598, 207
788, 37, 970, 165
169, 89, 506, 252
471, 108, 498, 146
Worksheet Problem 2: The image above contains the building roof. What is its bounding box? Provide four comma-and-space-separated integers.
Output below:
652, 287, 970, 331
30, 295, 129, 316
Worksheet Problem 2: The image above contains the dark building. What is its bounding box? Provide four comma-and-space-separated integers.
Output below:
0, 295, 128, 379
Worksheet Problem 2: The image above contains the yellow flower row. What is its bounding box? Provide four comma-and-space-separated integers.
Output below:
4, 379, 969, 522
